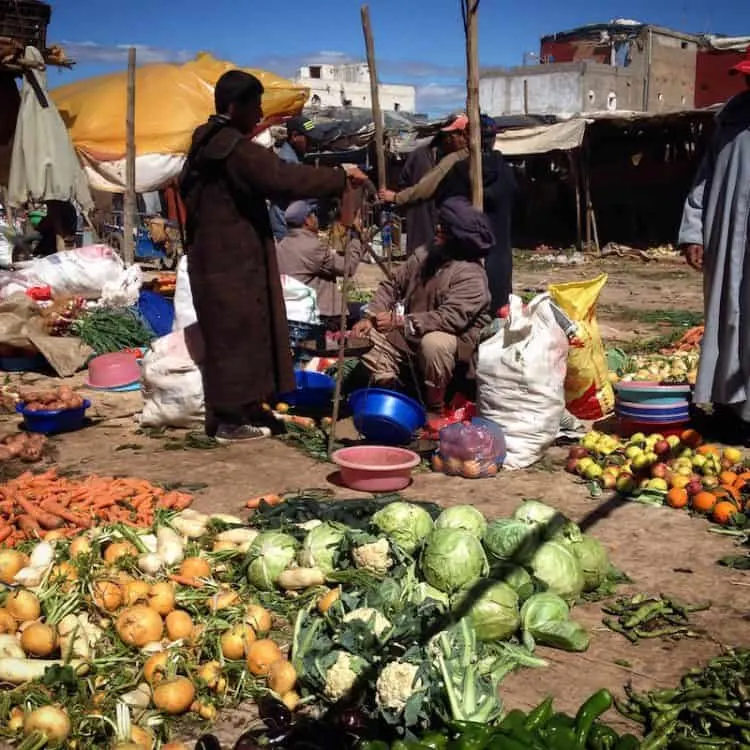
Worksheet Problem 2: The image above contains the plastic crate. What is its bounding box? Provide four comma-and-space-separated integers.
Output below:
0, 1, 50, 49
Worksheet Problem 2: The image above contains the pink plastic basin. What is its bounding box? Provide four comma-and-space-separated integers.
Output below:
86, 352, 141, 389
332, 446, 421, 492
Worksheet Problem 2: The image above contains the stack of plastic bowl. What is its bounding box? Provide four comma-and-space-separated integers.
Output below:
615, 382, 692, 437
277, 370, 335, 410
85, 352, 142, 391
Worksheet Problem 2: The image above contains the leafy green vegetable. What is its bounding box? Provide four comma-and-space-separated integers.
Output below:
71, 307, 154, 354
298, 521, 348, 574
420, 528, 488, 594
521, 592, 590, 652
246, 531, 298, 590
570, 535, 610, 592
457, 581, 520, 642
371, 502, 434, 554
434, 505, 487, 538
492, 564, 535, 601
512, 499, 559, 527
483, 519, 540, 565
529, 540, 585, 602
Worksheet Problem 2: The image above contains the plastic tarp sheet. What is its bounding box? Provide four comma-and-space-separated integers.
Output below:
8, 47, 93, 210
700, 35, 750, 52
50, 53, 307, 192
493, 119, 587, 156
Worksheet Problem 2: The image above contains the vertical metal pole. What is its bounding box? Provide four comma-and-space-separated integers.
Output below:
123, 47, 137, 264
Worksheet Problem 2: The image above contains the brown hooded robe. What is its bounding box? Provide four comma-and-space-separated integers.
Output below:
180, 123, 347, 415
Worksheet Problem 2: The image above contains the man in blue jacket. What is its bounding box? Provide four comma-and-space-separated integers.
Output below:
270, 115, 317, 240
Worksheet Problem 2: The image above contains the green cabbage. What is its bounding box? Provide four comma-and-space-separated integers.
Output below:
529, 541, 585, 602
371, 502, 434, 554
298, 522, 348, 574
483, 519, 540, 565
492, 564, 535, 601
570, 535, 610, 592
520, 592, 590, 652
520, 592, 570, 628
459, 581, 520, 642
512, 500, 559, 526
246, 531, 298, 590
547, 519, 584, 545
434, 506, 488, 538
420, 528, 489, 594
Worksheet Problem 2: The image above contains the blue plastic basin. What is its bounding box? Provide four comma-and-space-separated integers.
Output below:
278, 370, 335, 409
349, 388, 426, 445
16, 399, 91, 435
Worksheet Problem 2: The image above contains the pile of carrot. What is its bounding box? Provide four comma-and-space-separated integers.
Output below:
661, 325, 704, 354
0, 470, 193, 547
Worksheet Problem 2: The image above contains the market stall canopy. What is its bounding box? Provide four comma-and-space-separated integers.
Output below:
50, 52, 308, 193
7, 46, 93, 210
493, 119, 587, 156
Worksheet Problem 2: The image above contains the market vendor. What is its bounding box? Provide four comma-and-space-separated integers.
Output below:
381, 115, 517, 313
180, 70, 367, 442
269, 115, 317, 241
276, 200, 367, 322
679, 51, 750, 443
352, 196, 493, 416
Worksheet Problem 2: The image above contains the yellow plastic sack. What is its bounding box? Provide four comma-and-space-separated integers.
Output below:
549, 274, 614, 420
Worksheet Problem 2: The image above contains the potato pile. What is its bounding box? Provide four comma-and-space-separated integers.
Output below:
19, 386, 85, 412
0, 433, 47, 462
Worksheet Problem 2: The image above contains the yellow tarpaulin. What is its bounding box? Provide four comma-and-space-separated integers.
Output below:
51, 52, 308, 161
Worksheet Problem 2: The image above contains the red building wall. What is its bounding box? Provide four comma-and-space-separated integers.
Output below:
540, 40, 609, 64
695, 50, 747, 108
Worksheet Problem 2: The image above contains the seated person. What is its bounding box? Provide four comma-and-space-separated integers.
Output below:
276, 200, 366, 323
353, 196, 493, 415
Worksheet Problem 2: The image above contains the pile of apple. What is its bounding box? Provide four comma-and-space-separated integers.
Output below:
566, 429, 745, 499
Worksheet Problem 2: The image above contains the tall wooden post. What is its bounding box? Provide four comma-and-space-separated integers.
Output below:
361, 5, 386, 194
122, 47, 137, 264
463, 0, 483, 209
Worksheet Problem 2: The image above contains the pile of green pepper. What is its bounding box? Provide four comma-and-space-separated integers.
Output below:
360, 690, 640, 750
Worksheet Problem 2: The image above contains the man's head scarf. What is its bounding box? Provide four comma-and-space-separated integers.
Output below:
438, 197, 495, 252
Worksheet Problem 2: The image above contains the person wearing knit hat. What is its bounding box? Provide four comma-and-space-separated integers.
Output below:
353, 196, 493, 415
276, 201, 366, 321
679, 50, 750, 444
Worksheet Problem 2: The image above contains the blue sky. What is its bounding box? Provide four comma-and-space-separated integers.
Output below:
49, 0, 749, 115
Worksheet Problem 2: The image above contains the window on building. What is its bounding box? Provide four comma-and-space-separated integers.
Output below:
394, 102, 400, 112
309, 66, 321, 79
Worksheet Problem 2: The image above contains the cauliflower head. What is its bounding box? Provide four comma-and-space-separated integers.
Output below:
343, 607, 392, 637
376, 661, 421, 712
351, 538, 393, 575
324, 651, 368, 701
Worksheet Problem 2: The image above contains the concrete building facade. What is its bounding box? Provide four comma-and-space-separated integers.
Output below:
480, 21, 699, 117
295, 63, 416, 113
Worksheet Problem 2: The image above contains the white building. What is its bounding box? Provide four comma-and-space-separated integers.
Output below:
295, 63, 416, 113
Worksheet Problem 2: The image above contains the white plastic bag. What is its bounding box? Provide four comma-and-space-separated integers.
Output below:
282, 275, 319, 324
2, 245, 127, 299
173, 255, 197, 331
101, 264, 143, 307
476, 294, 570, 469
139, 325, 205, 428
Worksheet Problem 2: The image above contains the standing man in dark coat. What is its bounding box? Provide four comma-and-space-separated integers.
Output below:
435, 115, 517, 313
180, 71, 366, 442
397, 114, 468, 255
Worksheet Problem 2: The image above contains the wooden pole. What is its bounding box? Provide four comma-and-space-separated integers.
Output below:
361, 6, 386, 193
361, 5, 391, 272
122, 47, 137, 265
463, 0, 483, 209
328, 239, 354, 457
569, 151, 582, 251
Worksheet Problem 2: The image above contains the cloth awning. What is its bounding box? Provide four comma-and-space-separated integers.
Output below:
8, 46, 93, 210
493, 119, 587, 156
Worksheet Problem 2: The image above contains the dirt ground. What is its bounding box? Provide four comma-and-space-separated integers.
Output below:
4, 256, 743, 744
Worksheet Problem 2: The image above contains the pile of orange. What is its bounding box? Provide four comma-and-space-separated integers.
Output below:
667, 469, 750, 525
